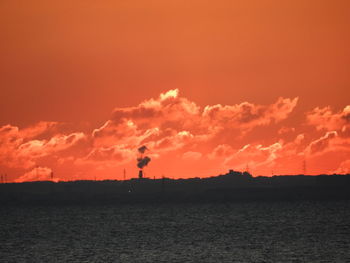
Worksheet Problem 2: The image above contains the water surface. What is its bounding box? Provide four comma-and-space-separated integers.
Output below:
1, 201, 349, 262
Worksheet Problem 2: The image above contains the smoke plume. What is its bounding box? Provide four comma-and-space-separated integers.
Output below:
138, 145, 148, 154
137, 156, 151, 169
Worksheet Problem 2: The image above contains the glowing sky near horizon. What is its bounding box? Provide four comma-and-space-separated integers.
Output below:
0, 0, 349, 182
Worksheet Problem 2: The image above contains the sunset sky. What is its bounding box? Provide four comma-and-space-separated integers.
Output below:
1, 0, 349, 182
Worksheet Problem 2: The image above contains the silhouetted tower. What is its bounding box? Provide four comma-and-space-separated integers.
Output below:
161, 174, 165, 193
138, 170, 143, 179
245, 163, 250, 174
303, 159, 307, 175
123, 168, 126, 181
50, 171, 54, 180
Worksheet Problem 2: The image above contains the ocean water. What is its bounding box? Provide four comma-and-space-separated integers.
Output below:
0, 201, 349, 262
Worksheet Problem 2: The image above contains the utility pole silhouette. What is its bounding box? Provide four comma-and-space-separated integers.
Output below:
161, 174, 165, 193
303, 159, 307, 175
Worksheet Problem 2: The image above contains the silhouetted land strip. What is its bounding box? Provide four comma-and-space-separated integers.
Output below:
1, 170, 350, 205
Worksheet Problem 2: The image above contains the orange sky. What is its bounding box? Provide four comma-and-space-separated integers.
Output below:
0, 0, 349, 182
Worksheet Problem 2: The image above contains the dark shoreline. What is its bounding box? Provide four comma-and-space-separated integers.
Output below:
1, 172, 350, 205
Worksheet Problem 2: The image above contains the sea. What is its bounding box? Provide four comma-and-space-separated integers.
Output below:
0, 201, 349, 262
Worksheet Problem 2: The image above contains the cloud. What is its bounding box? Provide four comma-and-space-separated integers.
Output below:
221, 142, 283, 173
94, 90, 298, 159
306, 131, 338, 155
17, 132, 86, 161
332, 160, 350, 174
208, 144, 235, 159
306, 105, 350, 132
20, 121, 60, 139
0, 122, 87, 170
109, 90, 298, 141
2, 89, 349, 181
182, 151, 202, 161
206, 133, 309, 175
202, 97, 298, 130
111, 89, 200, 132
15, 166, 56, 183
92, 119, 139, 147
278, 126, 295, 135
78, 145, 134, 164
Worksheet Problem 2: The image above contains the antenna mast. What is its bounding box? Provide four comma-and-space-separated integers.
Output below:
303, 159, 307, 175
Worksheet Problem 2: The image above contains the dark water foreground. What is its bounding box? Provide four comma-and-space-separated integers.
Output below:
1, 201, 349, 262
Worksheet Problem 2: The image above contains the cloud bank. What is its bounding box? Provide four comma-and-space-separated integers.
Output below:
1, 90, 349, 182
